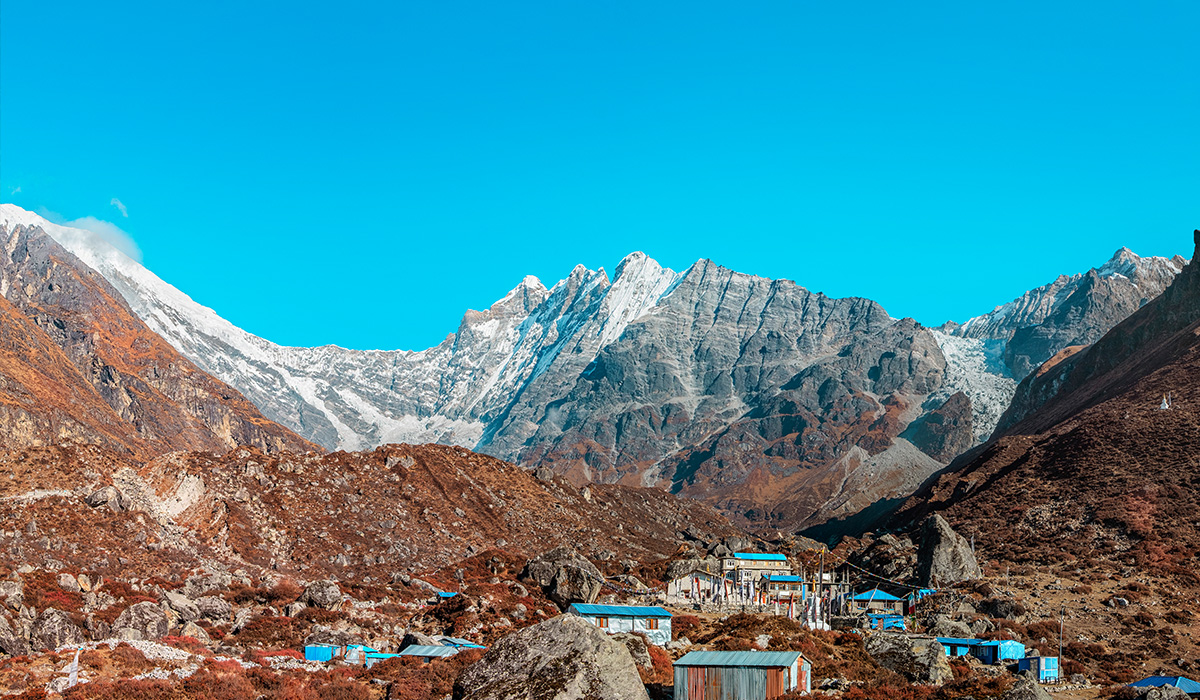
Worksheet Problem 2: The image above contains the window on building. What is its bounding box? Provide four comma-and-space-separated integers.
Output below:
647, 619, 659, 630
597, 617, 608, 628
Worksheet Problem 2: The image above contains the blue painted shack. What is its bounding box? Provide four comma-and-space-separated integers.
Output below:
849, 589, 904, 615
364, 652, 402, 668
303, 643, 341, 662
937, 638, 981, 658
1129, 677, 1200, 697
867, 614, 906, 631
972, 640, 1026, 665
396, 645, 459, 663
1018, 656, 1059, 683
568, 604, 672, 646
344, 644, 378, 665
674, 651, 810, 700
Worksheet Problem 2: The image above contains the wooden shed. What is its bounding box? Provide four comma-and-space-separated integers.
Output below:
673, 650, 810, 700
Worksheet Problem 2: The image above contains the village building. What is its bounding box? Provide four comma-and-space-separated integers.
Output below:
394, 645, 459, 664
761, 574, 803, 602
848, 588, 904, 615
303, 643, 342, 662
666, 567, 728, 605
674, 650, 811, 700
937, 637, 980, 658
1129, 677, 1200, 698
1018, 656, 1059, 683
722, 553, 790, 583
974, 640, 1026, 665
567, 603, 673, 646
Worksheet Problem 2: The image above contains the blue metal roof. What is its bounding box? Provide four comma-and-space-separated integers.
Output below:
569, 604, 672, 618
439, 636, 487, 648
1130, 677, 1200, 694
851, 588, 902, 601
676, 651, 803, 667
937, 637, 983, 646
764, 575, 802, 582
733, 552, 787, 561
398, 645, 459, 658
436, 591, 458, 598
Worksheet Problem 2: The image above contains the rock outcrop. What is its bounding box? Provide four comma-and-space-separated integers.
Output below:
864, 632, 953, 685
113, 601, 169, 640
521, 547, 603, 609
453, 614, 650, 700
915, 514, 981, 587
302, 581, 343, 611
1001, 675, 1054, 700
30, 608, 86, 651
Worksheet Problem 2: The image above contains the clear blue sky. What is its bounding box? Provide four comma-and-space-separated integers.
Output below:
2, 1, 1197, 350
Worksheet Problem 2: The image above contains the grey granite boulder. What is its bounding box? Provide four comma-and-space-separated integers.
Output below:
454, 615, 649, 700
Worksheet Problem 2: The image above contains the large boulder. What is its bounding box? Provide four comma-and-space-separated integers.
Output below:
113, 601, 169, 641
84, 485, 130, 512
611, 632, 651, 668
930, 615, 974, 638
1002, 675, 1053, 700
302, 580, 343, 610
454, 615, 649, 700
665, 557, 720, 582
915, 514, 981, 587
521, 547, 603, 609
1131, 686, 1191, 700
30, 608, 86, 651
161, 590, 199, 622
0, 580, 23, 610
194, 596, 232, 623
864, 632, 953, 685
0, 615, 30, 657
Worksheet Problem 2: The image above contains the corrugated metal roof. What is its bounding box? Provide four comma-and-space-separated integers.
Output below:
732, 552, 787, 561
398, 645, 459, 658
438, 636, 487, 648
851, 588, 902, 601
764, 575, 802, 582
675, 651, 803, 667
937, 637, 982, 645
1130, 677, 1200, 693
569, 604, 672, 618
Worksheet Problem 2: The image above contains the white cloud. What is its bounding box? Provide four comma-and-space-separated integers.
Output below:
110, 197, 128, 217
39, 209, 143, 262
9, 186, 20, 195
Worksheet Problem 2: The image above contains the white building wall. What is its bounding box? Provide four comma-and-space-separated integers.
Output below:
574, 614, 671, 646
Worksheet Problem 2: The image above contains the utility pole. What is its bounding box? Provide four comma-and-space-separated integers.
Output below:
1059, 604, 1065, 666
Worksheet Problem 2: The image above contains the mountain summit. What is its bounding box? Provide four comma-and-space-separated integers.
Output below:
1, 203, 1185, 531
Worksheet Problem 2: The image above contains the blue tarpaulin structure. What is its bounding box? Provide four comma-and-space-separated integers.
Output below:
1018, 656, 1059, 682
303, 644, 339, 662
973, 640, 1026, 664
1129, 677, 1200, 696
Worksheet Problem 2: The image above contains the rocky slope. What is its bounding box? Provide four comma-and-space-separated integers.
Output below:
1, 204, 1182, 532
0, 214, 313, 460
891, 228, 1199, 583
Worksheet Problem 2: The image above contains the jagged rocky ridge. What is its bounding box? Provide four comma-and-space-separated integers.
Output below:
0, 204, 1183, 530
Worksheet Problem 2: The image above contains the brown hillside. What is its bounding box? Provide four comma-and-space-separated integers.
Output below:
0, 221, 314, 458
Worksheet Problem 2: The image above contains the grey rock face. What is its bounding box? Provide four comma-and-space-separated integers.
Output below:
161, 590, 200, 622
302, 580, 343, 610
113, 601, 169, 641
864, 632, 953, 685
194, 595, 232, 623
521, 547, 603, 609
1130, 686, 1191, 700
85, 486, 130, 512
0, 581, 23, 610
30, 608, 86, 651
930, 616, 973, 638
915, 514, 982, 587
13, 203, 1181, 530
0, 615, 30, 656
1002, 675, 1054, 700
453, 614, 650, 700
612, 632, 652, 668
